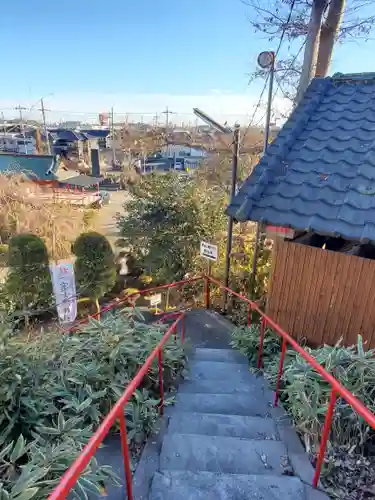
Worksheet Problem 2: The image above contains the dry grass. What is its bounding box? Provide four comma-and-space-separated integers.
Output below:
0, 174, 91, 260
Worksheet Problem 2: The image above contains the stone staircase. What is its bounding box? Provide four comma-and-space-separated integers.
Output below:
148, 343, 326, 500
101, 310, 328, 500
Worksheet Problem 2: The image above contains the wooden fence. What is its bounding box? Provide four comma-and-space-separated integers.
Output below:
266, 239, 375, 348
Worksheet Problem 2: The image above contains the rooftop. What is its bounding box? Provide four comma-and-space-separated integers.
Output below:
227, 72, 375, 244
0, 152, 59, 181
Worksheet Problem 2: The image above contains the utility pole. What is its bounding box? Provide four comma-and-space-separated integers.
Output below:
316, 0, 346, 77
296, 0, 327, 103
39, 98, 51, 154
224, 124, 241, 290
162, 107, 175, 142
111, 107, 116, 165
1, 112, 6, 137
14, 105, 28, 153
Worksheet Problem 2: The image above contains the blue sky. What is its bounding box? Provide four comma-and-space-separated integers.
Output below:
1, 0, 375, 123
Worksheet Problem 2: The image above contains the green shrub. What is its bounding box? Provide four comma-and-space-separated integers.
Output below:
4, 234, 53, 317
72, 232, 116, 302
0, 310, 186, 498
117, 172, 228, 283
231, 325, 375, 499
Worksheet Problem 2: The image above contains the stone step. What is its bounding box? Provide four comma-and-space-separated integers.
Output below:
173, 392, 271, 417
178, 377, 271, 396
167, 412, 279, 440
150, 470, 306, 500
160, 433, 290, 476
187, 360, 262, 384
192, 348, 248, 364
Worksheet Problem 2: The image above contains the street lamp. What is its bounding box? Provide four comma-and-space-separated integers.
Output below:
192, 108, 240, 297
251, 51, 276, 280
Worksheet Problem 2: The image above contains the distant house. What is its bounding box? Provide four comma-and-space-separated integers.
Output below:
51, 129, 89, 159
0, 152, 60, 181
227, 72, 375, 349
162, 144, 207, 158
0, 134, 36, 154
80, 129, 110, 149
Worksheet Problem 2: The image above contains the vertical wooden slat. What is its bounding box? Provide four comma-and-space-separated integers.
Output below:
298, 245, 319, 342
289, 242, 307, 337
279, 242, 296, 332
341, 255, 365, 345
266, 242, 375, 349
314, 250, 340, 345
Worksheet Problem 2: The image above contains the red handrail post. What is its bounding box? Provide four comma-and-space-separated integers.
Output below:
274, 337, 287, 407
181, 315, 185, 344
204, 276, 210, 309
313, 389, 337, 488
247, 304, 252, 328
158, 348, 164, 415
119, 411, 133, 500
257, 317, 266, 369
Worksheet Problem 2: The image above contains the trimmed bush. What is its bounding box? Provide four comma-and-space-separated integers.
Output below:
72, 232, 116, 304
4, 233, 53, 317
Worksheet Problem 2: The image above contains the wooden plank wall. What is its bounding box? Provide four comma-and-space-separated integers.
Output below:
266, 240, 375, 348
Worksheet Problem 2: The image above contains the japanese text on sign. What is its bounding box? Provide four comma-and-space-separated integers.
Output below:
50, 262, 77, 324
150, 293, 162, 307
200, 241, 218, 262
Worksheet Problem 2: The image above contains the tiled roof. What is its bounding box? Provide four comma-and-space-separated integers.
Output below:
0, 153, 59, 181
227, 73, 375, 243
80, 129, 110, 139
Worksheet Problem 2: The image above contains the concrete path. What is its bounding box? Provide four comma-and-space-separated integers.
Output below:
100, 309, 329, 500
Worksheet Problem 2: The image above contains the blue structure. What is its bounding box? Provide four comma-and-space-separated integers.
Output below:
0, 152, 60, 181
227, 72, 375, 243
80, 129, 110, 139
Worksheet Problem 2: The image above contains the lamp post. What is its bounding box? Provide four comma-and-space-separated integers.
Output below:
251, 51, 276, 282
192, 108, 239, 301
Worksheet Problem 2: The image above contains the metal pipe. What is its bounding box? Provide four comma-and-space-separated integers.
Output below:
257, 317, 266, 369
158, 348, 164, 415
224, 124, 241, 290
119, 412, 133, 500
274, 337, 287, 407
313, 389, 337, 488
204, 276, 210, 309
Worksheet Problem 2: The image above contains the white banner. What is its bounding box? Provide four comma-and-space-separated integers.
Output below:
50, 261, 77, 325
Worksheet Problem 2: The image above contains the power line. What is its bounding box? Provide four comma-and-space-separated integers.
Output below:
240, 0, 296, 148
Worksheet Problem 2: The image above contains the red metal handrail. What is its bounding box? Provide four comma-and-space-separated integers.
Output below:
66, 276, 202, 333
50, 275, 375, 498
49, 313, 185, 500
205, 275, 375, 487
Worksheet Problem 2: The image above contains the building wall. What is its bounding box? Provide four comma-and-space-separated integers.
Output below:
266, 239, 375, 349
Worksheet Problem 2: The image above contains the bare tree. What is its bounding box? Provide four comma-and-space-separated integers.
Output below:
316, 0, 346, 76
245, 0, 375, 103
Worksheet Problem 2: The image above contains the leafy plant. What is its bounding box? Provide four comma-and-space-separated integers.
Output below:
0, 310, 186, 498
231, 325, 375, 499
